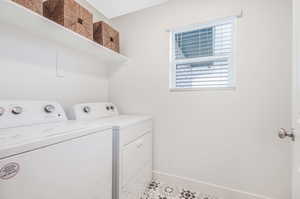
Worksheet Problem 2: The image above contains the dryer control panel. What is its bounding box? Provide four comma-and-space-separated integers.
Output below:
0, 101, 67, 129
71, 102, 119, 120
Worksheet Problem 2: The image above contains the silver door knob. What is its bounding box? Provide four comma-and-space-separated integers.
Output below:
278, 128, 295, 141
44, 105, 55, 113
11, 106, 23, 115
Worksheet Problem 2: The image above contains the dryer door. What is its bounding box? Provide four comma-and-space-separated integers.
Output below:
0, 130, 112, 199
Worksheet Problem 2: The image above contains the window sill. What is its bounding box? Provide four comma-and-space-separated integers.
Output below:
169, 87, 236, 92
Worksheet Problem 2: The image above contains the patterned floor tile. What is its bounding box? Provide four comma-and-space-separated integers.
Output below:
141, 180, 219, 199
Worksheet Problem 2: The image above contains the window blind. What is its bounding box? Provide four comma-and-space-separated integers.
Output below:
171, 18, 235, 89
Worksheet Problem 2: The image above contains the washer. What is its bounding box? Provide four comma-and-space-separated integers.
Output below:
0, 101, 113, 199
71, 102, 153, 199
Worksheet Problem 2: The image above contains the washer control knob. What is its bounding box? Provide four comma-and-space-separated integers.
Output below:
0, 107, 5, 116
83, 106, 91, 113
11, 106, 23, 115
106, 106, 110, 111
110, 106, 114, 111
44, 105, 55, 113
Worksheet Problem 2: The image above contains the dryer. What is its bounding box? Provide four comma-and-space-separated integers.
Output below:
71, 102, 153, 199
0, 101, 113, 199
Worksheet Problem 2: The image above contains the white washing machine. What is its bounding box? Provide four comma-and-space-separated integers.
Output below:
71, 102, 153, 199
0, 101, 113, 199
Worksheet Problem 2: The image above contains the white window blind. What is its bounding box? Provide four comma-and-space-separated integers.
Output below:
170, 17, 236, 90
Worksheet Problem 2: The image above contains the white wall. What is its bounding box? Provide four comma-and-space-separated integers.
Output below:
109, 0, 292, 198
0, 23, 109, 112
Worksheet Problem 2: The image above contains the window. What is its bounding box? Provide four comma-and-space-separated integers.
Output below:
170, 17, 236, 90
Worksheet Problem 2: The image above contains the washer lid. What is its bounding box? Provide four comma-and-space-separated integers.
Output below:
79, 115, 152, 128
0, 121, 112, 159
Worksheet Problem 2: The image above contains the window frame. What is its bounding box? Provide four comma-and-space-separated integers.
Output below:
169, 17, 237, 91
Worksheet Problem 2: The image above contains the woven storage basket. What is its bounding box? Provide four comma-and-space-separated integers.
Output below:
93, 21, 120, 53
43, 0, 93, 40
12, 0, 43, 15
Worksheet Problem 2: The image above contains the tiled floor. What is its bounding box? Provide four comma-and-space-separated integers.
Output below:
142, 180, 219, 199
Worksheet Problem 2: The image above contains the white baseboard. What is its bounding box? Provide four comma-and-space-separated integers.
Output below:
153, 170, 275, 199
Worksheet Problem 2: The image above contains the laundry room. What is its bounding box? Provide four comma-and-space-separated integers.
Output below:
0, 0, 298, 199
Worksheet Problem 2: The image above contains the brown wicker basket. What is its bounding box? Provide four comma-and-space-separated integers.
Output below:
94, 21, 120, 53
12, 0, 43, 15
43, 0, 93, 40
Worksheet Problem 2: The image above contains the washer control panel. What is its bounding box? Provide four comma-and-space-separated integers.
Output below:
71, 102, 119, 120
0, 101, 67, 129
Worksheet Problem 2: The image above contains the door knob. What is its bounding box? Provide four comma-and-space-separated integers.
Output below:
278, 128, 295, 141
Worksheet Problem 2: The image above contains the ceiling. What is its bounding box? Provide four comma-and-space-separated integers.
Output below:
85, 0, 169, 19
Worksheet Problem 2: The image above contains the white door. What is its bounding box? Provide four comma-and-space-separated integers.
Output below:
293, 0, 300, 198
